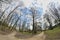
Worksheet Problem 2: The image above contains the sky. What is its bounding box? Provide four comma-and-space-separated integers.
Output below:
21, 0, 60, 13
21, 0, 51, 13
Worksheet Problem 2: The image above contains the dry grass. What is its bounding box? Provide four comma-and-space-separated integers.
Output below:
45, 25, 60, 40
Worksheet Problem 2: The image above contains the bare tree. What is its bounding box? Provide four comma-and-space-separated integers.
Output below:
3, 1, 23, 26
0, 0, 12, 4
12, 12, 22, 31
0, 6, 9, 19
21, 20, 26, 32
11, 16, 20, 30
7, 13, 15, 24
44, 13, 53, 30
0, 1, 24, 31
49, 2, 60, 24
30, 7, 37, 34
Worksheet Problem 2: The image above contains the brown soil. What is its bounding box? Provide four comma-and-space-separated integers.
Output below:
0, 31, 46, 40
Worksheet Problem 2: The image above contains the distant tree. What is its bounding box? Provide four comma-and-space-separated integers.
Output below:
49, 2, 60, 24
44, 13, 53, 30
12, 12, 22, 31
5, 5, 19, 23
7, 13, 15, 24
0, 0, 12, 4
0, 6, 9, 19
21, 20, 26, 32
12, 16, 20, 30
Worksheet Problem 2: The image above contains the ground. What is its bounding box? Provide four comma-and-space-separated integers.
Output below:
0, 31, 46, 40
45, 25, 60, 40
0, 25, 60, 40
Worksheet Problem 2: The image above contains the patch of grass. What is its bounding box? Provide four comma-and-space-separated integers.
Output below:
45, 27, 60, 36
45, 25, 60, 40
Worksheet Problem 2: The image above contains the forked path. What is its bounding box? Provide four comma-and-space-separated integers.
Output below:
0, 32, 46, 40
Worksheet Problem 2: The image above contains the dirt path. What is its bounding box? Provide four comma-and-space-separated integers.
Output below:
0, 32, 46, 40
25, 32, 46, 40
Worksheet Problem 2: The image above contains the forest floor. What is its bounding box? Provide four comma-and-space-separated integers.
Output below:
0, 26, 60, 40
0, 31, 46, 40
0, 25, 60, 40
